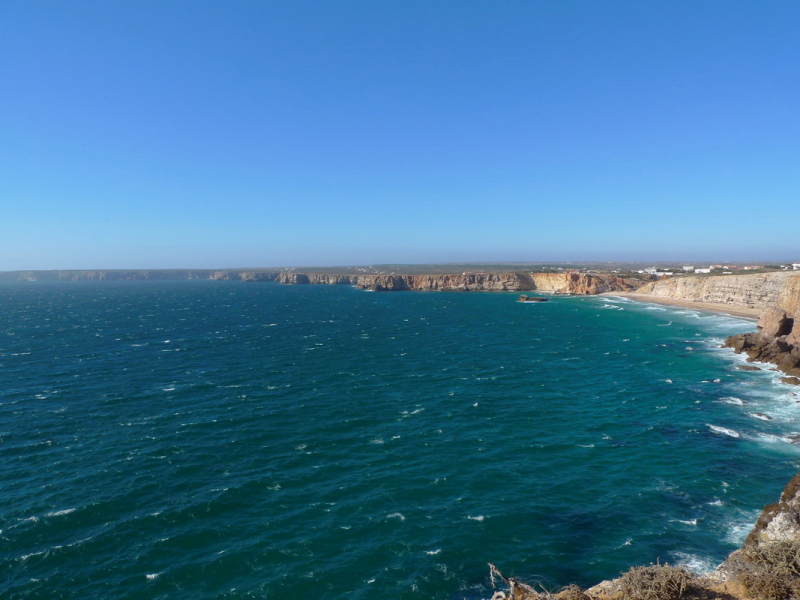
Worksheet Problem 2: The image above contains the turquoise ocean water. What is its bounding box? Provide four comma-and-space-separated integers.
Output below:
2, 281, 799, 599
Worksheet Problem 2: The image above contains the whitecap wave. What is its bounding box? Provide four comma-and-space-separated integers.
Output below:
45, 508, 76, 517
749, 412, 771, 421
707, 424, 740, 438
720, 397, 745, 406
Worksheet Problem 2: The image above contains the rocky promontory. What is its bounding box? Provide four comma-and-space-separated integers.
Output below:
627, 271, 800, 380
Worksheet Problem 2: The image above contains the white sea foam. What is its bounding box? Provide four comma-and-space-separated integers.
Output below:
370, 438, 384, 445
725, 510, 762, 545
45, 508, 76, 517
467, 515, 485, 521
670, 518, 698, 526
749, 412, 772, 421
720, 397, 745, 406
146, 573, 161, 580
425, 549, 441, 555
707, 499, 724, 506
387, 513, 405, 521
707, 424, 740, 438
673, 552, 718, 574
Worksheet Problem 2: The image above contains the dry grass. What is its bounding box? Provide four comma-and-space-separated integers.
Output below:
724, 541, 800, 600
556, 583, 591, 600
616, 563, 695, 600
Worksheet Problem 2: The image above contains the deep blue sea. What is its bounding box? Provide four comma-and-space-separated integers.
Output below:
2, 281, 799, 599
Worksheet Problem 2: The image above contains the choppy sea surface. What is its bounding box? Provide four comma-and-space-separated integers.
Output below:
2, 281, 799, 599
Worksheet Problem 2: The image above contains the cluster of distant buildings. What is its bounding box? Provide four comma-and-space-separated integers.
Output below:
637, 264, 800, 277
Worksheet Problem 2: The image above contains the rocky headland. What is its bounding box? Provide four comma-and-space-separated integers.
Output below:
623, 271, 800, 383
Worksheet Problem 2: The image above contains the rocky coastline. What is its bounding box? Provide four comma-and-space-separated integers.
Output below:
488, 271, 800, 600
0, 269, 637, 294
630, 271, 800, 386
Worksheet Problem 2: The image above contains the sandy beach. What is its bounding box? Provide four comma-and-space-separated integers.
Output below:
603, 292, 761, 320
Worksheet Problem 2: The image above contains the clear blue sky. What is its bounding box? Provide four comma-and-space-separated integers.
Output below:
1, 1, 798, 269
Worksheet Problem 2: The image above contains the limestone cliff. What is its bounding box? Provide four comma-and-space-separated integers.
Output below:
634, 272, 800, 312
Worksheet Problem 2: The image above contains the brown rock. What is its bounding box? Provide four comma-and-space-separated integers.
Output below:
778, 353, 800, 374
758, 307, 793, 337
788, 319, 800, 346
738, 365, 762, 371
781, 377, 800, 385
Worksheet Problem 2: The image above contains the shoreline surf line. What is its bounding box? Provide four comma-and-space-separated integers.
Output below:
602, 292, 760, 321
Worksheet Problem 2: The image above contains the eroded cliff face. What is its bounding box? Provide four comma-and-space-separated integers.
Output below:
344, 272, 634, 293
352, 272, 532, 291
529, 272, 633, 295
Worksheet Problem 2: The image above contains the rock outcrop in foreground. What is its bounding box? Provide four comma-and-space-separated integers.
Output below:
490, 469, 800, 600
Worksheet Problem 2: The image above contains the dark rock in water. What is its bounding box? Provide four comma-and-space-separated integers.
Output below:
738, 365, 762, 371
724, 325, 800, 375
781, 377, 800, 386
517, 295, 548, 303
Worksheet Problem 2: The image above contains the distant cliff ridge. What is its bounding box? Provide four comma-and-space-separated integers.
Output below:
0, 270, 282, 282
0, 270, 635, 294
